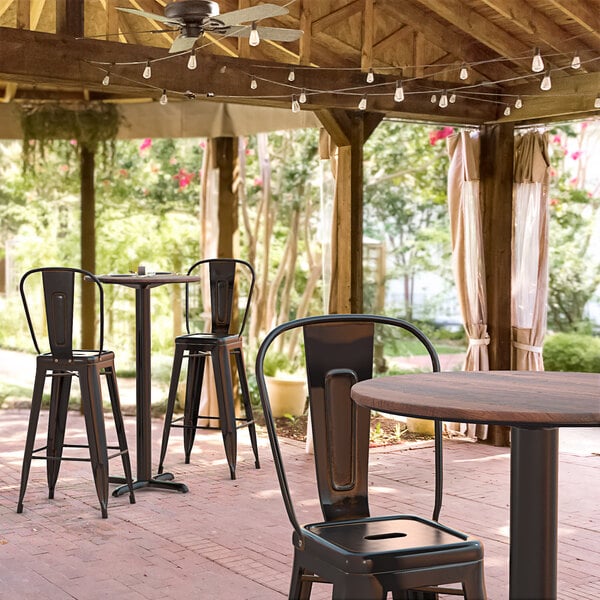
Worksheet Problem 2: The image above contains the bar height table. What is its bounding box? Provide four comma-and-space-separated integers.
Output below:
351, 370, 600, 600
97, 273, 200, 495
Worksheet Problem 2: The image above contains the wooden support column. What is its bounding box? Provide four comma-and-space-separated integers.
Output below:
80, 146, 96, 349
211, 137, 238, 258
317, 109, 383, 314
481, 123, 514, 446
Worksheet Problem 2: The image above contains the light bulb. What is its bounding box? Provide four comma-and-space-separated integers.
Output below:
250, 77, 258, 90
187, 53, 197, 70
159, 89, 168, 105
102, 73, 110, 86
430, 94, 437, 103
366, 68, 374, 83
503, 105, 511, 116
531, 48, 544, 73
515, 96, 523, 109
595, 95, 600, 109
394, 80, 404, 102
449, 93, 457, 103
571, 53, 581, 69
249, 22, 260, 46
299, 89, 307, 103
439, 91, 448, 108
291, 96, 300, 113
143, 61, 152, 79
288, 69, 295, 82
540, 71, 552, 91
459, 63, 468, 80
358, 95, 367, 110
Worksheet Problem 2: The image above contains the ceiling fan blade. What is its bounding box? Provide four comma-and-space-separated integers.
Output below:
226, 25, 303, 43
169, 34, 199, 54
117, 7, 183, 26
216, 3, 288, 27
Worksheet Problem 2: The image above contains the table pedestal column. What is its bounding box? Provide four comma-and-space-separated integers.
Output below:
510, 427, 558, 600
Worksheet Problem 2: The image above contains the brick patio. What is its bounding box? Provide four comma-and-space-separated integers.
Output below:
0, 407, 598, 599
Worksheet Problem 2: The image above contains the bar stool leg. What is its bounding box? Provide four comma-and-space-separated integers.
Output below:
46, 371, 72, 498
17, 367, 46, 514
104, 365, 135, 504
182, 351, 206, 464
211, 345, 237, 480
234, 349, 260, 469
80, 366, 110, 518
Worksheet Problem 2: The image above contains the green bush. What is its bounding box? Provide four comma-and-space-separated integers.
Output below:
543, 333, 600, 372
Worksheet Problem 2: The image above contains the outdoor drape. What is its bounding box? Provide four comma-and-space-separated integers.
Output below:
447, 130, 489, 440
512, 131, 550, 371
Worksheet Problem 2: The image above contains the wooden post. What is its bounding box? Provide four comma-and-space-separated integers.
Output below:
80, 146, 96, 349
480, 123, 514, 446
212, 137, 238, 258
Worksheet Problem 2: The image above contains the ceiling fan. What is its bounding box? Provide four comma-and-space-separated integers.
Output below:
118, 0, 303, 53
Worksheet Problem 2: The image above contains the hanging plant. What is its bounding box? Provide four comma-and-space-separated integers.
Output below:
19, 102, 121, 171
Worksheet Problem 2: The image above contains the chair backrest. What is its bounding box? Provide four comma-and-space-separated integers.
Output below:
185, 258, 255, 337
255, 314, 442, 540
20, 267, 105, 358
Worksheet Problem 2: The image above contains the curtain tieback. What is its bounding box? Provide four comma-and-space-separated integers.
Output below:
513, 341, 543, 353
468, 336, 490, 347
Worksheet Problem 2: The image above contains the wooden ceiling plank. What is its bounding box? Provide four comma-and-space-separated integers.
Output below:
106, 0, 122, 41
0, 0, 14, 19
15, 0, 29, 29
299, 0, 312, 65
361, 0, 374, 71
57, 0, 83, 37
30, 0, 45, 30
547, 0, 600, 40
373, 25, 409, 54
482, 0, 599, 57
312, 0, 362, 35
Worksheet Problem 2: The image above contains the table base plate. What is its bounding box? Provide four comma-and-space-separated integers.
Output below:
110, 473, 188, 496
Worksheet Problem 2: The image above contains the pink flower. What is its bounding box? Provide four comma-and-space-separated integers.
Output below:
549, 168, 557, 177
552, 135, 562, 144
550, 198, 559, 206
119, 169, 129, 177
571, 151, 582, 160
429, 126, 454, 145
59, 164, 69, 173
139, 138, 152, 151
253, 176, 262, 187
199, 141, 206, 149
173, 168, 194, 189
70, 139, 78, 146
569, 177, 578, 186
169, 157, 178, 165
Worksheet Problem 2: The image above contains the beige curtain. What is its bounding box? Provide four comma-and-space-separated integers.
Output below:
512, 131, 550, 371
447, 130, 489, 439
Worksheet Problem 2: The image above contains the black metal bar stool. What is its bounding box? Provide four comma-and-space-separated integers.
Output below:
17, 267, 135, 518
158, 258, 260, 480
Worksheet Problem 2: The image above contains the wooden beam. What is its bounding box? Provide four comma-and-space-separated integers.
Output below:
361, 0, 374, 72
298, 0, 312, 65
15, 0, 29, 29
56, 0, 83, 37
547, 0, 600, 42
312, 1, 362, 34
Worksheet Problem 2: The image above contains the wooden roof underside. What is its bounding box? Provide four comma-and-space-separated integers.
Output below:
0, 0, 598, 126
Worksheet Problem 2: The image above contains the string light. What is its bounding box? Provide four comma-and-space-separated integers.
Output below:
143, 61, 152, 79
291, 95, 300, 113
366, 68, 374, 83
430, 94, 437, 103
515, 96, 523, 109
358, 95, 367, 110
249, 22, 260, 46
250, 76, 258, 90
187, 52, 197, 70
503, 105, 511, 116
571, 53, 581, 69
394, 80, 404, 102
288, 69, 295, 82
459, 63, 469, 80
102, 72, 110, 86
159, 89, 168, 105
439, 90, 448, 108
595, 95, 600, 109
299, 89, 307, 103
449, 93, 457, 103
531, 48, 544, 73
540, 70, 552, 91
184, 90, 196, 99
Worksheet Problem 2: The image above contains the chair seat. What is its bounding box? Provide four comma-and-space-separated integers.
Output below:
37, 350, 115, 364
175, 333, 242, 345
303, 515, 483, 571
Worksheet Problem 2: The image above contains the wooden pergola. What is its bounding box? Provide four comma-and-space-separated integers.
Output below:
0, 0, 598, 383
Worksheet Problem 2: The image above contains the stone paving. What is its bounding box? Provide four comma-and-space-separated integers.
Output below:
1, 406, 599, 599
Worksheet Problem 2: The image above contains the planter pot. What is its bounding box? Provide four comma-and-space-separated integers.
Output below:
265, 375, 307, 418
406, 416, 435, 436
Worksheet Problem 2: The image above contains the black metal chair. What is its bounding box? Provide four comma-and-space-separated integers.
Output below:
17, 267, 135, 518
255, 314, 486, 599
158, 258, 260, 480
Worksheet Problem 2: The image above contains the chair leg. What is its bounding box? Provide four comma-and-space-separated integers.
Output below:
234, 349, 260, 469
182, 351, 206, 464
158, 344, 185, 474
288, 558, 313, 600
461, 563, 487, 600
46, 371, 72, 498
211, 345, 237, 480
80, 366, 110, 518
104, 365, 135, 505
332, 575, 386, 600
17, 367, 46, 514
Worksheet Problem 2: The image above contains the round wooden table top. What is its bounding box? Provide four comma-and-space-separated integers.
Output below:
97, 273, 200, 287
351, 371, 600, 427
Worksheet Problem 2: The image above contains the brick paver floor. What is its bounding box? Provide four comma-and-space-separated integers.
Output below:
1, 408, 598, 599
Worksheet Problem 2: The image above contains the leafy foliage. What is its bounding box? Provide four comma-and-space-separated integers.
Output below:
543, 333, 600, 372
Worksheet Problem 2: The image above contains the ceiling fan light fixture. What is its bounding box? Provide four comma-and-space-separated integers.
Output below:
249, 22, 260, 46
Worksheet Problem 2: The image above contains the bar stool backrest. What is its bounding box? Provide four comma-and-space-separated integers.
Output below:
20, 267, 105, 358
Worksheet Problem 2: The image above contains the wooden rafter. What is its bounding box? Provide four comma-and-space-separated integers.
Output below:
547, 0, 600, 42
